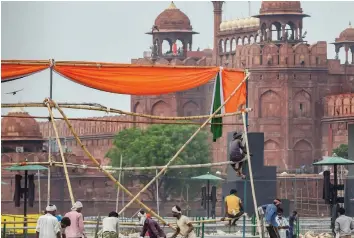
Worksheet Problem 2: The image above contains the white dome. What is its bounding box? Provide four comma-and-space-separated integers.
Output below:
244, 17, 252, 27
231, 19, 239, 29
220, 21, 227, 31
238, 18, 245, 28
225, 21, 233, 30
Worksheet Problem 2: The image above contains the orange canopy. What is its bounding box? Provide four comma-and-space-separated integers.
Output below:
1, 60, 247, 113
54, 63, 220, 95
1, 60, 50, 82
222, 70, 247, 113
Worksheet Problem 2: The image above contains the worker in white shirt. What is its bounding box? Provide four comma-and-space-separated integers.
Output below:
101, 211, 119, 238
170, 205, 196, 238
36, 204, 61, 238
275, 208, 289, 238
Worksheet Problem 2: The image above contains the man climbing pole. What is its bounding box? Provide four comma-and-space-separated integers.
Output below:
229, 132, 251, 179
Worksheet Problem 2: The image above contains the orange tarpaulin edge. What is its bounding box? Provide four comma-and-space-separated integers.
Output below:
54, 64, 221, 95
222, 70, 247, 113
1, 60, 50, 82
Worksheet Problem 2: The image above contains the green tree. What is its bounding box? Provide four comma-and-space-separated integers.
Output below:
106, 124, 212, 202
332, 144, 348, 159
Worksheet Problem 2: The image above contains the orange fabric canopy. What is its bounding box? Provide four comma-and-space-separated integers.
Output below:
222, 70, 247, 113
54, 64, 220, 95
1, 60, 50, 82
1, 60, 247, 113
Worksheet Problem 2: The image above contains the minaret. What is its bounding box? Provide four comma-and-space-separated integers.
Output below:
212, 1, 224, 65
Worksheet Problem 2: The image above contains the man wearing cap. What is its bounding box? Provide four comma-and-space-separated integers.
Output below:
64, 201, 86, 238
171, 205, 196, 238
36, 204, 61, 238
229, 132, 250, 179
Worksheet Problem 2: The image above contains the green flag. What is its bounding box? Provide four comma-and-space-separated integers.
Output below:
210, 72, 224, 142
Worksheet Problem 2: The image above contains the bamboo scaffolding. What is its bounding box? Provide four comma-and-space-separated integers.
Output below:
1, 114, 245, 126
1, 102, 250, 121
51, 100, 173, 229
118, 73, 250, 215
241, 112, 261, 238
46, 101, 75, 206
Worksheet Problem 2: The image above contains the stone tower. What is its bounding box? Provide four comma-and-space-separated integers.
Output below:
131, 2, 214, 124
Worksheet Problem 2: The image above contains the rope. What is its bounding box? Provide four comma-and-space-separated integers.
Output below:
46, 99, 75, 206
1, 102, 251, 121
118, 73, 249, 215
51, 99, 174, 229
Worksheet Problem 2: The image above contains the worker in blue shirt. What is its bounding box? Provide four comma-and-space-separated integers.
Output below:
261, 199, 282, 238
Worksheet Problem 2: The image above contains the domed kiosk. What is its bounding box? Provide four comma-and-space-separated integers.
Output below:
332, 22, 354, 64
1, 108, 44, 153
146, 1, 198, 58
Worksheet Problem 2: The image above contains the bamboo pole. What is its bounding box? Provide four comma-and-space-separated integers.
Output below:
0, 217, 234, 225
47, 122, 52, 206
1, 160, 235, 170
241, 112, 261, 237
46, 101, 75, 206
115, 154, 123, 212
1, 60, 51, 65
1, 114, 245, 126
51, 99, 173, 229
54, 61, 244, 72
118, 73, 250, 215
1, 102, 249, 121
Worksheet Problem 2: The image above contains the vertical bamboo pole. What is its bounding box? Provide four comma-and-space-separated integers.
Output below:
119, 73, 249, 215
115, 154, 123, 212
47, 129, 51, 206
241, 112, 261, 237
156, 168, 160, 215
38, 170, 41, 214
48, 59, 53, 207
46, 103, 75, 206
52, 100, 171, 227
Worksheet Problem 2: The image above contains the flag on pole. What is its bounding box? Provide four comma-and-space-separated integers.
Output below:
210, 71, 224, 142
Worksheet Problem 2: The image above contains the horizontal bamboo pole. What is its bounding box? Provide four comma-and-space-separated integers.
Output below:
1, 114, 245, 126
2, 161, 234, 170
54, 61, 245, 72
1, 60, 51, 65
1, 218, 235, 225
51, 99, 174, 229
1, 102, 252, 121
2, 59, 244, 72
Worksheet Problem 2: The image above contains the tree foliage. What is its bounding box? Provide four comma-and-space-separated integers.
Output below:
332, 144, 348, 159
106, 124, 212, 202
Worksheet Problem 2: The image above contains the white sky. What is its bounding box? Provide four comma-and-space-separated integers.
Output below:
1, 1, 354, 119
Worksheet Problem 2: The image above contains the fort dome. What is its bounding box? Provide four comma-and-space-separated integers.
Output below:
1, 108, 43, 141
154, 2, 192, 31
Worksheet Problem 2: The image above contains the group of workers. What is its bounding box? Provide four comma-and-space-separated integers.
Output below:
223, 189, 297, 238
35, 202, 197, 238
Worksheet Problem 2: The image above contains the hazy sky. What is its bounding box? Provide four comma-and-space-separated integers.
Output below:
2, 1, 353, 119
